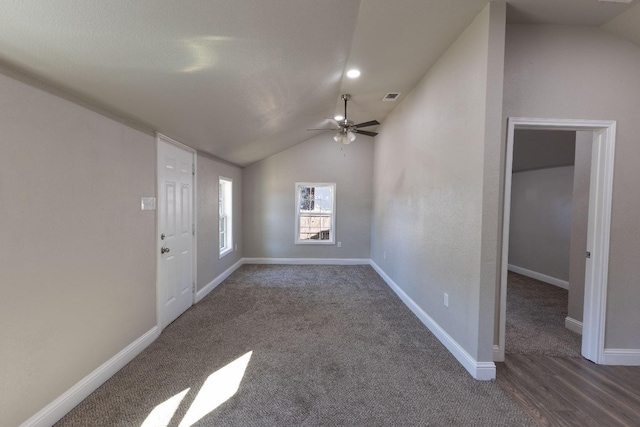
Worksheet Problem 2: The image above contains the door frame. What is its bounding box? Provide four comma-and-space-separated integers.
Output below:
497, 117, 616, 363
156, 133, 198, 330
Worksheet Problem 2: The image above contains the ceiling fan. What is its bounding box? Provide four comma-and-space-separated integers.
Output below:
308, 94, 379, 144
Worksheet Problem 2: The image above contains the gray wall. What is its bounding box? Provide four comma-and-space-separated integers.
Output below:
509, 166, 574, 281
0, 73, 156, 426
197, 153, 243, 289
503, 24, 640, 349
508, 130, 577, 283
242, 132, 373, 259
568, 131, 592, 323
512, 130, 575, 172
371, 3, 505, 362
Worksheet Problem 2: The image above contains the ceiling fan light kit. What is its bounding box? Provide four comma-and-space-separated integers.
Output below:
307, 94, 380, 144
333, 129, 356, 144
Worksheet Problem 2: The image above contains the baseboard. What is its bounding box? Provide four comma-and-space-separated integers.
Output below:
565, 316, 583, 335
601, 348, 640, 366
243, 257, 370, 265
508, 264, 569, 290
369, 261, 495, 380
21, 326, 160, 427
196, 259, 244, 303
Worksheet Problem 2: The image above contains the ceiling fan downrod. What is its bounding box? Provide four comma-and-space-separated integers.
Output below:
341, 94, 351, 125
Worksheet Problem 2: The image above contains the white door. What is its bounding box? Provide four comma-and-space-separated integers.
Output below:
158, 136, 194, 329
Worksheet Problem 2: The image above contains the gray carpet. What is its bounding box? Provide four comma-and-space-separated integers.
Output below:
56, 265, 533, 426
506, 271, 582, 358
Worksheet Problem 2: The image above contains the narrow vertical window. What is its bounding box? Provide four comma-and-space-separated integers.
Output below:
295, 182, 336, 244
219, 177, 233, 257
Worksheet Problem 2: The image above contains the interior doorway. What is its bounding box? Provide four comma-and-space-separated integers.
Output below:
496, 118, 616, 364
505, 128, 584, 358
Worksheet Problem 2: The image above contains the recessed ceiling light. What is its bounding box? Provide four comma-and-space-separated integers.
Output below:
346, 69, 361, 79
334, 115, 344, 121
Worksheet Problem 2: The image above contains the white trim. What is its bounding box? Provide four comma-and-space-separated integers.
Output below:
156, 133, 196, 154
294, 182, 337, 245
243, 257, 370, 265
493, 345, 501, 362
218, 176, 233, 259
508, 264, 569, 290
601, 349, 640, 366
196, 259, 244, 302
582, 127, 615, 363
21, 327, 160, 427
370, 261, 495, 380
193, 155, 198, 303
499, 118, 616, 365
565, 317, 583, 335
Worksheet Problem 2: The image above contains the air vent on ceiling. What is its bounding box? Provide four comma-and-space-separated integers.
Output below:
597, 0, 632, 3
382, 92, 401, 101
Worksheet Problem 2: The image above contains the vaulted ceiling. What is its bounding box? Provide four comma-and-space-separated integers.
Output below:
0, 0, 637, 166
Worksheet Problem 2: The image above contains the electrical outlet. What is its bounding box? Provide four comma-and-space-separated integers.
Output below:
383, 251, 386, 259
235, 243, 238, 251
337, 242, 342, 248
444, 293, 449, 307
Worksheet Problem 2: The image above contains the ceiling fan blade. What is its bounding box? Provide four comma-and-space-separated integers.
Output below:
355, 129, 378, 137
354, 120, 380, 128
307, 128, 334, 131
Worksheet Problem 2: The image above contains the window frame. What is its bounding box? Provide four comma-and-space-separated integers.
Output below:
219, 176, 233, 258
294, 182, 336, 245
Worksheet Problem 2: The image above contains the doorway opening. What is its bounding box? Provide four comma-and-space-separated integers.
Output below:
505, 129, 586, 358
497, 118, 616, 364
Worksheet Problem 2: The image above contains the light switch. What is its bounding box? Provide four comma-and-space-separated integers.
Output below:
141, 197, 156, 211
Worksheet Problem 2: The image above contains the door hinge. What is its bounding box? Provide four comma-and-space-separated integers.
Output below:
192, 223, 195, 235
586, 251, 591, 259
192, 164, 195, 175
193, 282, 196, 293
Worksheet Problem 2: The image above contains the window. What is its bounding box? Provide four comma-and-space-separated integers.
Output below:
295, 182, 336, 244
219, 177, 233, 257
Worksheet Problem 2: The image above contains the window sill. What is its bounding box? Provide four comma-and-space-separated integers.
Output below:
294, 241, 335, 245
219, 247, 233, 259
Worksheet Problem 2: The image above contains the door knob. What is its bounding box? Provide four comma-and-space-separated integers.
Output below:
161, 247, 170, 254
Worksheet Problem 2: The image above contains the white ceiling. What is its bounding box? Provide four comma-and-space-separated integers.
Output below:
0, 0, 637, 166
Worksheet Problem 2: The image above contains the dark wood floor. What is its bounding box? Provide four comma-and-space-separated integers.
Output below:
497, 355, 640, 426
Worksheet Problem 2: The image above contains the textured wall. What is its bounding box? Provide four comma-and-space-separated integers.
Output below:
371, 3, 505, 362
0, 73, 156, 426
509, 166, 574, 281
504, 25, 640, 348
242, 132, 373, 259
568, 132, 592, 323
196, 154, 243, 289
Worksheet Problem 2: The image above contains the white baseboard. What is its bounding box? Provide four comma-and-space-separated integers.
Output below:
21, 326, 160, 427
196, 259, 244, 303
602, 348, 640, 366
508, 264, 569, 290
243, 257, 370, 265
369, 261, 495, 380
565, 316, 583, 335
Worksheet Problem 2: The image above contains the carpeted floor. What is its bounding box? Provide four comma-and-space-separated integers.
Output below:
505, 271, 582, 358
56, 265, 533, 426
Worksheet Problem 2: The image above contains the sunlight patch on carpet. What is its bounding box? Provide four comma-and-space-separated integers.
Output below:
141, 388, 190, 427
178, 351, 253, 427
